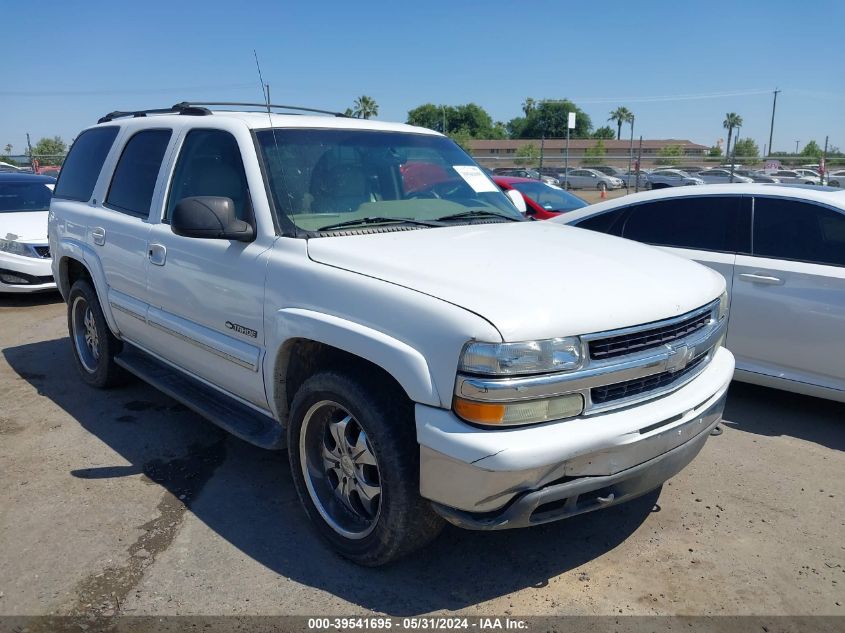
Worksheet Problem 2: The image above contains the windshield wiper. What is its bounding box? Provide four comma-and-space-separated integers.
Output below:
434, 209, 521, 223
316, 216, 442, 232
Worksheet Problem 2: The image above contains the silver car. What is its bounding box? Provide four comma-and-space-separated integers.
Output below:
735, 169, 780, 184
647, 169, 705, 188
766, 169, 820, 185
563, 168, 624, 191
697, 169, 753, 184
825, 170, 845, 188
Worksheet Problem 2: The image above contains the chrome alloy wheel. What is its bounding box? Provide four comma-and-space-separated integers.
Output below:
71, 296, 100, 373
300, 400, 382, 539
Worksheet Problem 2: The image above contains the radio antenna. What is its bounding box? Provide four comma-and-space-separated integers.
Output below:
253, 49, 270, 114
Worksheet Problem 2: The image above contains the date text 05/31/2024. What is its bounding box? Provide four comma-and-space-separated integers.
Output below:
307, 617, 529, 630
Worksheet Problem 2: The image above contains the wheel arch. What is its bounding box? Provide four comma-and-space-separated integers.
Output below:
269, 308, 441, 424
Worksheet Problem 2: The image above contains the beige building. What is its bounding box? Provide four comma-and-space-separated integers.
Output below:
469, 138, 709, 168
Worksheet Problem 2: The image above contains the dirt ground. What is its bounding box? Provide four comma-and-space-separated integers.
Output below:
1, 294, 843, 623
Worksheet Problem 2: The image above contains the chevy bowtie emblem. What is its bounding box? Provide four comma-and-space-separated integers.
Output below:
665, 342, 693, 373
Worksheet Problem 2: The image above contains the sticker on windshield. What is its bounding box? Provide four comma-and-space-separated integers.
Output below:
452, 165, 498, 193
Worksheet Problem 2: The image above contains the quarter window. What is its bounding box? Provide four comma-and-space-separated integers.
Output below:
166, 129, 251, 221
621, 196, 749, 252
53, 127, 119, 202
753, 198, 845, 267
105, 129, 172, 217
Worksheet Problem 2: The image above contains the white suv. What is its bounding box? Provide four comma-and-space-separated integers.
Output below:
49, 103, 734, 565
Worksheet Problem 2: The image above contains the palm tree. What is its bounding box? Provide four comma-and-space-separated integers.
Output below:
609, 107, 633, 140
723, 113, 743, 161
352, 95, 379, 119
522, 97, 536, 117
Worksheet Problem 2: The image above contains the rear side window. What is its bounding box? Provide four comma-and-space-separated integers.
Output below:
54, 127, 119, 202
753, 197, 845, 267
105, 129, 172, 217
621, 196, 749, 253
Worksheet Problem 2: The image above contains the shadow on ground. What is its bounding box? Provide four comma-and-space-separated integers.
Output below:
0, 292, 63, 309
5, 338, 663, 615
723, 381, 845, 452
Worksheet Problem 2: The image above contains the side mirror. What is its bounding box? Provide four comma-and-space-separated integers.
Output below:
504, 189, 527, 214
171, 197, 254, 242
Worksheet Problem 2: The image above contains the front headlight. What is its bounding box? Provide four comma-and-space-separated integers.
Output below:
0, 238, 34, 257
718, 290, 729, 321
458, 338, 582, 376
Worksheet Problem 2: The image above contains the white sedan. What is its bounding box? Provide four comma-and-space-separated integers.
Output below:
697, 168, 753, 184
0, 173, 56, 293
825, 170, 845, 188
554, 184, 845, 403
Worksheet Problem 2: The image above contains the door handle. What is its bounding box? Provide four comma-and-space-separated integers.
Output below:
738, 273, 784, 285
148, 243, 166, 266
91, 227, 106, 246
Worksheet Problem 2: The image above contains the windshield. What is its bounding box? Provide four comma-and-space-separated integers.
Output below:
509, 181, 587, 212
256, 129, 522, 233
0, 181, 52, 213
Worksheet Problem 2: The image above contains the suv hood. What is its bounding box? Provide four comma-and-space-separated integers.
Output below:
307, 222, 724, 341
2, 211, 49, 243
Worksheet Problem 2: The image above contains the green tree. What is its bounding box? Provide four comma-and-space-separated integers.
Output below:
407, 103, 500, 138
505, 117, 527, 139
447, 129, 473, 153
707, 145, 722, 157
656, 144, 683, 165
722, 113, 743, 163
3, 143, 12, 156
407, 103, 444, 131
514, 143, 539, 167
352, 95, 379, 119
582, 139, 607, 165
608, 106, 633, 140
521, 97, 536, 117
733, 138, 760, 163
32, 136, 67, 166
591, 125, 616, 139
801, 140, 823, 158
519, 100, 592, 138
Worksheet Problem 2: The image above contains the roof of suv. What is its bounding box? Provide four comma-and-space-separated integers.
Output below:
94, 107, 439, 136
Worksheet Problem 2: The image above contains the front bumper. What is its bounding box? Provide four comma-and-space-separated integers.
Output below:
0, 252, 56, 293
416, 347, 733, 528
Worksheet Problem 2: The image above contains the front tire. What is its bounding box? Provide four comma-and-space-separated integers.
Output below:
67, 279, 125, 388
597, 182, 608, 192
288, 371, 443, 566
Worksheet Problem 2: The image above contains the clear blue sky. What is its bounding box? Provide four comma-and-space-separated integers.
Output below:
3, 0, 844, 155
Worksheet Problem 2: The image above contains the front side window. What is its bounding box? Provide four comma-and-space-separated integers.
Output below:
166, 129, 251, 221
753, 198, 845, 267
54, 127, 119, 202
621, 195, 749, 252
105, 129, 172, 217
255, 129, 521, 233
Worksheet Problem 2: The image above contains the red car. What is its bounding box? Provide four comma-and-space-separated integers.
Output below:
493, 175, 587, 219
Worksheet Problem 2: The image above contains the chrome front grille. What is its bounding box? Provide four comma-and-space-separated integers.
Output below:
591, 353, 708, 405
589, 311, 711, 360
456, 300, 724, 418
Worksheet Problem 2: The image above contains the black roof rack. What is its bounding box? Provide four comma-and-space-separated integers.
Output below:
97, 104, 211, 124
173, 101, 349, 117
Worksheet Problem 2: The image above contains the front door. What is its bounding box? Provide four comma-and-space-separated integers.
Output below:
143, 127, 272, 409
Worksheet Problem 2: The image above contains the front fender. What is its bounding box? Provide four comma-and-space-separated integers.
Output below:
270, 307, 441, 413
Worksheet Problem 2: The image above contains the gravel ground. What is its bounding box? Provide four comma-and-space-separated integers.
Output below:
1, 294, 843, 623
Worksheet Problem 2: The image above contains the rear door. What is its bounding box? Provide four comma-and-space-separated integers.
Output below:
728, 196, 845, 393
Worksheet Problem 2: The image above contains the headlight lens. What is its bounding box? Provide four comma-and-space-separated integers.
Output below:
718, 290, 729, 321
454, 393, 584, 427
459, 338, 582, 376
0, 238, 34, 257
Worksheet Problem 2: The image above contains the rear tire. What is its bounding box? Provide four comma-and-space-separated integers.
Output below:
288, 370, 443, 566
67, 279, 125, 388
597, 182, 608, 192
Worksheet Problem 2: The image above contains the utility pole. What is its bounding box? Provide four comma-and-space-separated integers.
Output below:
626, 116, 635, 194
635, 136, 643, 193
795, 140, 800, 154
822, 135, 829, 184
265, 84, 270, 104
26, 133, 32, 159
729, 127, 740, 183
767, 88, 780, 158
